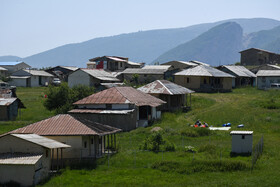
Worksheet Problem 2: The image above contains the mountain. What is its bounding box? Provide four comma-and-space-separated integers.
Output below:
154, 22, 243, 66
0, 56, 22, 62
245, 25, 280, 53
0, 18, 279, 68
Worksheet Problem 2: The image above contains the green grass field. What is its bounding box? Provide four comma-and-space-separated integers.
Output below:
1, 87, 279, 186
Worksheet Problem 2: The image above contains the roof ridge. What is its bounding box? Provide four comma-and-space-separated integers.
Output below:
158, 80, 173, 95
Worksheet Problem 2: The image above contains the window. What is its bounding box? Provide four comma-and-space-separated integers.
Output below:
106, 104, 112, 109
187, 77, 190, 83
120, 62, 123, 68
91, 138, 94, 144
84, 141, 87, 148
204, 78, 207, 84
242, 135, 245, 139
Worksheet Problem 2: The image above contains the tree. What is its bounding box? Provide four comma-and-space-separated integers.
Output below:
44, 83, 95, 114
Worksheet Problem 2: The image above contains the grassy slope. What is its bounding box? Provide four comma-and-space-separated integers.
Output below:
1, 87, 279, 186
0, 87, 54, 134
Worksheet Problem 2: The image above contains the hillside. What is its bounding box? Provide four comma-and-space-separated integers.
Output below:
0, 55, 22, 62
0, 18, 279, 68
154, 22, 243, 66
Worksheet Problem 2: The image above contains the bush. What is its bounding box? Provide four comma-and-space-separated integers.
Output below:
139, 132, 175, 152
198, 144, 217, 155
195, 127, 211, 136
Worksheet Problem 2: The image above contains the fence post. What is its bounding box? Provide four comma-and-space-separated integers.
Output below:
108, 152, 110, 168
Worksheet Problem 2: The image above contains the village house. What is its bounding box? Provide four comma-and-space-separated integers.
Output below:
256, 70, 280, 89
138, 80, 194, 112
0, 67, 8, 78
69, 87, 166, 131
10, 114, 121, 159
88, 56, 142, 71
0, 133, 70, 186
0, 61, 31, 74
217, 65, 256, 87
9, 69, 53, 87
161, 61, 198, 71
250, 64, 280, 74
230, 131, 253, 154
118, 65, 174, 83
46, 66, 79, 82
68, 68, 120, 88
174, 65, 234, 92
240, 48, 280, 66
0, 95, 25, 121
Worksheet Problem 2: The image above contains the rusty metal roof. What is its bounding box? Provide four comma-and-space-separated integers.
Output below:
0, 153, 42, 165
74, 87, 166, 107
10, 114, 122, 136
69, 109, 134, 114
138, 80, 194, 95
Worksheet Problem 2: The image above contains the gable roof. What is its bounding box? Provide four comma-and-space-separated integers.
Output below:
256, 70, 280, 77
10, 134, 70, 149
220, 65, 256, 77
239, 48, 280, 55
0, 67, 7, 71
121, 65, 171, 75
10, 114, 121, 136
0, 61, 24, 66
0, 153, 42, 165
79, 68, 120, 81
74, 87, 166, 107
138, 80, 194, 95
189, 60, 210, 66
175, 65, 234, 78
161, 61, 198, 67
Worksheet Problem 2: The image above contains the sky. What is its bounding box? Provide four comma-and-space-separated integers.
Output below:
1, 0, 280, 57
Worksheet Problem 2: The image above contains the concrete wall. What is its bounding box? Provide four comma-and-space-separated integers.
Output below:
231, 134, 253, 153
257, 76, 280, 89
9, 78, 28, 87
0, 106, 8, 120
45, 136, 83, 158
174, 75, 201, 90
0, 135, 51, 186
68, 70, 91, 88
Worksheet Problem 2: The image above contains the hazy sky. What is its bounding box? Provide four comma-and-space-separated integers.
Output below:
1, 0, 280, 57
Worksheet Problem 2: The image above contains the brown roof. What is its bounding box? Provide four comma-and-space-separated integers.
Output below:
74, 87, 166, 107
69, 109, 135, 114
10, 114, 121, 136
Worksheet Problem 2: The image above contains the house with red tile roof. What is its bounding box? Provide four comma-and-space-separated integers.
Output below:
69, 86, 166, 131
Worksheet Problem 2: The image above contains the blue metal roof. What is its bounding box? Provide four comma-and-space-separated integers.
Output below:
0, 61, 23, 66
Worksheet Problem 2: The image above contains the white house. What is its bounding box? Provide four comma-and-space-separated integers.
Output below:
230, 131, 253, 154
9, 69, 53, 87
68, 68, 120, 88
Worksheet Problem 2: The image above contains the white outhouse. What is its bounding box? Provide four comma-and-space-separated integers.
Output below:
230, 131, 253, 153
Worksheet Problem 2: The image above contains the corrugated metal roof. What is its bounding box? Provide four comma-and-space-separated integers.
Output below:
142, 65, 171, 70
175, 65, 234, 78
69, 109, 135, 114
0, 67, 7, 71
0, 153, 42, 165
11, 134, 70, 149
10, 76, 30, 79
60, 66, 79, 71
256, 70, 280, 76
121, 68, 169, 75
239, 48, 279, 55
11, 114, 122, 136
81, 69, 120, 81
138, 80, 194, 95
0, 98, 17, 106
0, 61, 24, 66
22, 69, 53, 77
222, 65, 256, 77
230, 131, 253, 135
74, 87, 166, 107
189, 60, 210, 66
127, 61, 141, 66
106, 56, 128, 62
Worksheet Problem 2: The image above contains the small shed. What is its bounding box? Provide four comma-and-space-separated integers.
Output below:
230, 131, 253, 154
137, 80, 194, 111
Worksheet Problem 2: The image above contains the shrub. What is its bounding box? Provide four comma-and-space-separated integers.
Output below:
139, 132, 175, 152
180, 128, 199, 137
195, 127, 211, 136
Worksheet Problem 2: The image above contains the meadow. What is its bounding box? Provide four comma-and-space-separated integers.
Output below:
1, 87, 279, 186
